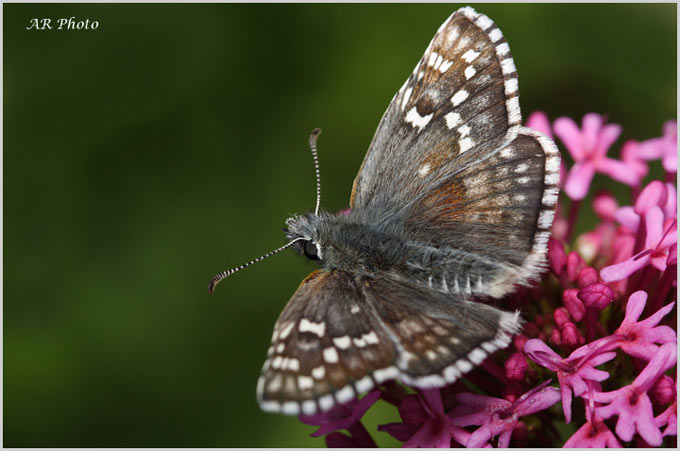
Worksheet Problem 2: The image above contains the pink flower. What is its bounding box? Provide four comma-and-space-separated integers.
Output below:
636, 120, 677, 173
524, 338, 618, 423
378, 389, 469, 448
611, 290, 676, 360
564, 395, 622, 448
299, 389, 380, 446
588, 342, 677, 446
600, 207, 677, 282
449, 380, 560, 447
655, 401, 677, 438
554, 113, 638, 200
621, 140, 649, 181
593, 190, 619, 221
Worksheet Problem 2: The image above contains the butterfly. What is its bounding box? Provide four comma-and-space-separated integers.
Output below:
209, 6, 560, 416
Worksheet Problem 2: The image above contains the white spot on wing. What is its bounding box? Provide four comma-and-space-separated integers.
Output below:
462, 49, 480, 63
405, 106, 433, 132
514, 163, 529, 173
489, 28, 503, 43
456, 359, 473, 373
312, 365, 325, 379
475, 14, 493, 30
451, 90, 469, 107
279, 322, 295, 339
501, 58, 516, 75
333, 335, 351, 350
496, 42, 510, 56
282, 402, 299, 415
505, 78, 519, 95
355, 376, 373, 393
506, 96, 521, 124
460, 137, 474, 153
439, 59, 453, 73
353, 336, 367, 347
539, 209, 555, 228
401, 87, 413, 111
302, 400, 316, 415
336, 385, 355, 403
363, 331, 379, 344
373, 366, 399, 383
323, 347, 339, 363
319, 394, 334, 411
464, 65, 476, 80
418, 163, 431, 177
298, 375, 314, 390
299, 318, 326, 337
445, 112, 461, 129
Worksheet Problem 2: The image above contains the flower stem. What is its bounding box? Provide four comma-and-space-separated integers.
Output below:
584, 308, 600, 343
565, 200, 581, 242
649, 263, 677, 315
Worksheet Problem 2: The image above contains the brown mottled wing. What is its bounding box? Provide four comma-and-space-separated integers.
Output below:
350, 7, 560, 295
350, 7, 519, 209
257, 270, 398, 416
257, 270, 523, 415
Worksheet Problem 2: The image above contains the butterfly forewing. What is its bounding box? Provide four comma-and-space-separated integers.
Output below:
351, 7, 520, 210
350, 7, 560, 297
258, 270, 398, 415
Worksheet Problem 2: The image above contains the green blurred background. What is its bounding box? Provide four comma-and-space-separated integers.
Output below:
4, 3, 676, 447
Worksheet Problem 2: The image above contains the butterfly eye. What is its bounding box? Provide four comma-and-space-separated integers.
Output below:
303, 240, 320, 260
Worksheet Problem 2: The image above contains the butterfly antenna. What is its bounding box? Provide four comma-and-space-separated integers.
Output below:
309, 128, 322, 215
208, 237, 305, 293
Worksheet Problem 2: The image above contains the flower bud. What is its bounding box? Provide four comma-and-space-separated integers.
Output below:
651, 375, 676, 406
563, 289, 585, 321
561, 322, 582, 347
554, 307, 570, 329
548, 237, 567, 275
550, 327, 562, 346
566, 251, 585, 283
577, 267, 599, 288
505, 352, 528, 381
578, 282, 614, 310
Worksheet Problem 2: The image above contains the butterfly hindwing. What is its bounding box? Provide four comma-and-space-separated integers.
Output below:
258, 270, 523, 415
405, 128, 560, 298
362, 275, 522, 387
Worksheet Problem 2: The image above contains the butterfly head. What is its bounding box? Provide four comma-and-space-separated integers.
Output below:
284, 213, 325, 262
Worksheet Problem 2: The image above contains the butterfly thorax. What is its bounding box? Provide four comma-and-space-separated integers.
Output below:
286, 209, 527, 299
285, 211, 415, 276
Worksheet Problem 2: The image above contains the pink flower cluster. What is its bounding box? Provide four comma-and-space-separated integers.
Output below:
298, 113, 677, 447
